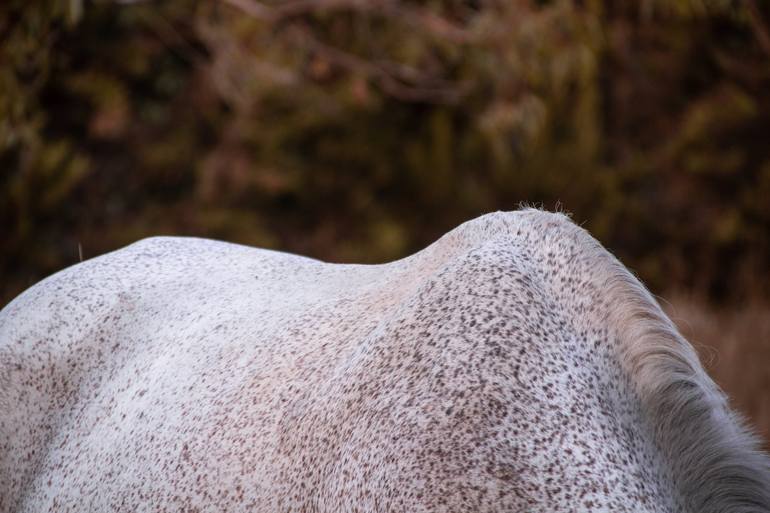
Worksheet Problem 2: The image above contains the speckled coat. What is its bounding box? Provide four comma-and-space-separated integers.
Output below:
2, 210, 769, 513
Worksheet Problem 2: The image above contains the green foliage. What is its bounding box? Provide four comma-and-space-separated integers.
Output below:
1, 0, 770, 305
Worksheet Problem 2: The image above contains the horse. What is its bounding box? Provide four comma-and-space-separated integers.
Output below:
1, 209, 769, 512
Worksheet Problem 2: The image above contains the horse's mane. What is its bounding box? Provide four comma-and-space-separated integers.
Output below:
527, 209, 770, 513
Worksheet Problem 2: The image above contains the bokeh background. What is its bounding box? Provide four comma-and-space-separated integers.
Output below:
1, 0, 769, 443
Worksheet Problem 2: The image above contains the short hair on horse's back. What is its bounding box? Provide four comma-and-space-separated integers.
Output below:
527, 210, 770, 513
2, 208, 769, 513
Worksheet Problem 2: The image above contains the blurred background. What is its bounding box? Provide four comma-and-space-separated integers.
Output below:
1, 0, 769, 442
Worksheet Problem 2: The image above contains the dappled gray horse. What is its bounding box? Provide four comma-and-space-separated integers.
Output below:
2, 210, 769, 512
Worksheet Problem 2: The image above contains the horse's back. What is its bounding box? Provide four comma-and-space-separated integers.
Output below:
2, 211, 769, 513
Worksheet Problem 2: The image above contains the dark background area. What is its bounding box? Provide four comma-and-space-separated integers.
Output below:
1, 0, 769, 441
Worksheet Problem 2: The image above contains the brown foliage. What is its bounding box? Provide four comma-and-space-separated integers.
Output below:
666, 294, 770, 448
1, 0, 770, 308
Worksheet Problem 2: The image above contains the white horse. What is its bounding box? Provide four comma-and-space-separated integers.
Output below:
1, 210, 769, 513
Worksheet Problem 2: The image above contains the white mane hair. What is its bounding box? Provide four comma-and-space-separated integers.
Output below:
533, 209, 770, 513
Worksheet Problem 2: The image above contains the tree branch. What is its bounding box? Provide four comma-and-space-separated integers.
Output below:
746, 0, 770, 59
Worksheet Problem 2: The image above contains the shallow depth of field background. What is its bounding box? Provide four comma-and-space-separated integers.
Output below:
1, 0, 769, 444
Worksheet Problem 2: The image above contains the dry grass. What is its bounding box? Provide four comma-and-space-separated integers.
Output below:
663, 294, 770, 449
